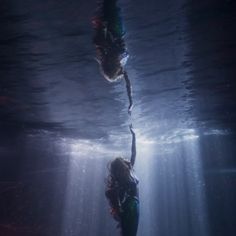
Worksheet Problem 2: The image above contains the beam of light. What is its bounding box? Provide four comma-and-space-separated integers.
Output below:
139, 128, 199, 145
58, 128, 199, 161
59, 137, 111, 236
58, 127, 213, 236
58, 128, 200, 161
59, 137, 125, 159
134, 127, 209, 236
181, 138, 209, 236
203, 129, 230, 136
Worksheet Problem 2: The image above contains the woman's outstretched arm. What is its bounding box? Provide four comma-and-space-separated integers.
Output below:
130, 125, 136, 166
124, 71, 133, 114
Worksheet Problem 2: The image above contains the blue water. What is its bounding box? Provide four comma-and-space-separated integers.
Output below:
0, 0, 235, 235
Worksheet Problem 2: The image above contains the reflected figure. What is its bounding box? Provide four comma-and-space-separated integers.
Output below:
92, 0, 133, 113
105, 125, 139, 236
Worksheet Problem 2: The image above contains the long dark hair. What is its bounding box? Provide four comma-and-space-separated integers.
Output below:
107, 157, 132, 188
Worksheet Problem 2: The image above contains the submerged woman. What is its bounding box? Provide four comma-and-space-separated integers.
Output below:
92, 0, 133, 113
105, 126, 139, 236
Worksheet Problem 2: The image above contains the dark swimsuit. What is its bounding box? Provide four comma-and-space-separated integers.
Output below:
106, 173, 139, 236
92, 0, 128, 69
120, 176, 139, 236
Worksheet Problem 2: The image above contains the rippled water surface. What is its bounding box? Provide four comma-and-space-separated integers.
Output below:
0, 0, 236, 235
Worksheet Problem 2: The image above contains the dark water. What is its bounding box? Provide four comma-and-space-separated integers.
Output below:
0, 0, 236, 235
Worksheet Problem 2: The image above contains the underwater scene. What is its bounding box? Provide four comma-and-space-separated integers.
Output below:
0, 0, 235, 235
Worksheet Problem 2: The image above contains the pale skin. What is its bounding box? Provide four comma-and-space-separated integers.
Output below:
123, 71, 133, 115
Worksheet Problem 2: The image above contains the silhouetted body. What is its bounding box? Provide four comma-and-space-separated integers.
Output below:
106, 126, 139, 236
92, 0, 129, 82
92, 0, 133, 113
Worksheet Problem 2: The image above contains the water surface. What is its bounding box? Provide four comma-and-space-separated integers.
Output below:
0, 0, 236, 235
